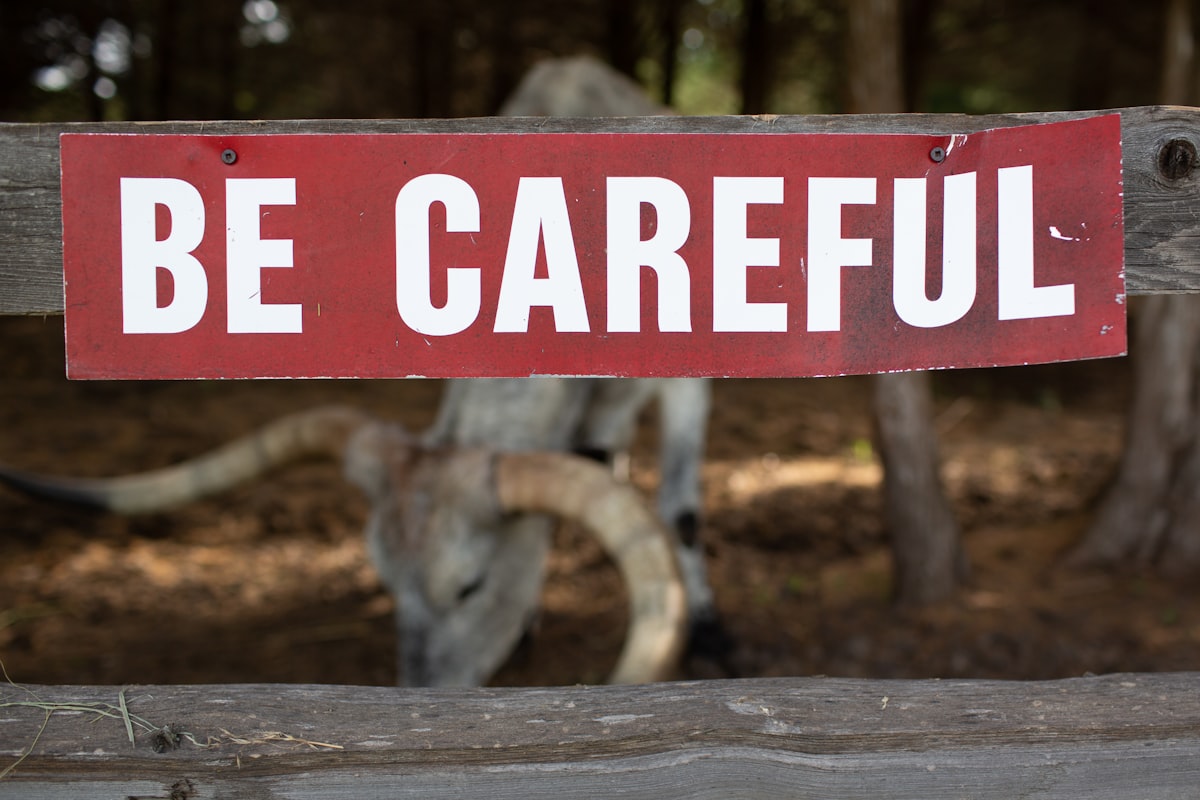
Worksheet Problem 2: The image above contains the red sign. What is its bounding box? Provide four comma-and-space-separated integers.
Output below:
59, 115, 1125, 379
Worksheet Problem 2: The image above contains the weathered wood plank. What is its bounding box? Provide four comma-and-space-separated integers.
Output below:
1, 673, 1198, 798
1, 105, 1199, 314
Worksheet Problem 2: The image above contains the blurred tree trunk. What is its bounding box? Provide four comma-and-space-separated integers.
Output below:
1068, 0, 1200, 575
658, 0, 683, 106
606, 0, 639, 78
215, 0, 239, 120
412, 0, 455, 118
845, 0, 903, 115
739, 0, 770, 114
845, 0, 966, 605
900, 0, 933, 112
154, 0, 183, 120
483, 5, 521, 114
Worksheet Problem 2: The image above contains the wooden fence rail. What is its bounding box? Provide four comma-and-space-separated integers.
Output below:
2, 673, 1199, 799
3, 106, 1200, 796
2, 105, 1200, 315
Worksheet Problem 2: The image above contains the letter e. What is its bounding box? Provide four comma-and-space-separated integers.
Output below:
226, 178, 301, 334
712, 177, 786, 332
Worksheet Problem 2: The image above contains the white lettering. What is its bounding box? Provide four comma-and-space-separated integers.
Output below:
226, 178, 300, 334
893, 172, 977, 328
606, 177, 692, 333
998, 165, 1074, 320
120, 177, 208, 334
712, 176, 786, 332
807, 177, 876, 332
395, 174, 481, 336
494, 177, 590, 333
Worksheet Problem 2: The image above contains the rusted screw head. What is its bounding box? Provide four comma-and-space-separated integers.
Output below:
221, 148, 238, 165
1158, 138, 1196, 181
929, 146, 946, 163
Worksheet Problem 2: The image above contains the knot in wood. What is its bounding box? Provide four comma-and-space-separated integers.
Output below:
1158, 138, 1196, 181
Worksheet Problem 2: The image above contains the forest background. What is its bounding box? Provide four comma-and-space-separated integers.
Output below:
1, 1, 1198, 686
0, 1, 1171, 125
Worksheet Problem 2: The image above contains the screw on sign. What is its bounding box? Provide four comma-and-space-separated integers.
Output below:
58, 115, 1125, 380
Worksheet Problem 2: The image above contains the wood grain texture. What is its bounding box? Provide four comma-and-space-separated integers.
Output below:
1, 673, 1198, 798
2, 106, 1199, 313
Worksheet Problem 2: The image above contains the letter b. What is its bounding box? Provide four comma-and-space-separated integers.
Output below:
120, 178, 208, 334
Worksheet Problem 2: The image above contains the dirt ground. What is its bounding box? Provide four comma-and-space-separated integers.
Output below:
2, 314, 1198, 688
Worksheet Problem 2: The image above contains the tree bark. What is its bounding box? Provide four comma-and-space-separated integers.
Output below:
1160, 0, 1195, 106
658, 0, 683, 106
844, 0, 905, 115
1067, 0, 1200, 575
606, 0, 639, 79
411, 0, 455, 118
873, 372, 967, 603
1068, 295, 1200, 570
845, 0, 965, 604
739, 0, 771, 114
